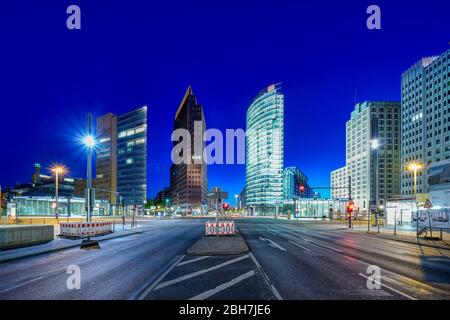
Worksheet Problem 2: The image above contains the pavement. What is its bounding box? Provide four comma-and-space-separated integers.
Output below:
1, 218, 449, 300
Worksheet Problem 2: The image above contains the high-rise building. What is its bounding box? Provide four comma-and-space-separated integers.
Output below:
170, 87, 208, 213
401, 49, 450, 198
245, 84, 284, 214
116, 106, 148, 206
345, 101, 401, 214
283, 167, 313, 200
95, 113, 117, 204
330, 166, 348, 199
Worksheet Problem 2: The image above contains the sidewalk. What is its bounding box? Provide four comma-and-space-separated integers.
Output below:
347, 225, 450, 250
0, 224, 151, 264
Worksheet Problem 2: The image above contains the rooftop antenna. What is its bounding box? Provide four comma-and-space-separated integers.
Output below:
354, 89, 358, 106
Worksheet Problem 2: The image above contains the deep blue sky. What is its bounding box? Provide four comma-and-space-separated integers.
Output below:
0, 0, 449, 200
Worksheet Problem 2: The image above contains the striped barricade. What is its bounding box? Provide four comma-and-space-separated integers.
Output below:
205, 221, 236, 236
60, 221, 113, 239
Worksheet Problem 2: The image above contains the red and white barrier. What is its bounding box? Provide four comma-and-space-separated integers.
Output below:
60, 221, 113, 239
205, 221, 236, 236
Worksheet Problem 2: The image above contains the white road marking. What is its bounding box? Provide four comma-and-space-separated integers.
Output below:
155, 255, 250, 290
358, 273, 418, 300
177, 256, 210, 267
249, 253, 283, 300
259, 237, 286, 251
301, 238, 342, 253
189, 270, 256, 300
137, 254, 185, 300
288, 241, 312, 252
0, 276, 45, 294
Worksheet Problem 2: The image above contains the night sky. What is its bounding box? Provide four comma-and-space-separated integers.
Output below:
0, 0, 449, 200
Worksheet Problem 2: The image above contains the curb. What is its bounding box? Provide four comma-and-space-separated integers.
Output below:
346, 230, 450, 251
0, 228, 149, 264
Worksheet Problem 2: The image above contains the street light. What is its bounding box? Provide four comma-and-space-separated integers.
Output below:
407, 162, 422, 197
370, 138, 380, 228
51, 165, 66, 219
406, 162, 422, 238
234, 194, 239, 210
83, 135, 96, 148
83, 114, 96, 223
371, 138, 379, 150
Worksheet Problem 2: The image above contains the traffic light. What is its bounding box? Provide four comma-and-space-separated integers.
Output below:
299, 184, 305, 194
346, 200, 354, 215
222, 203, 230, 210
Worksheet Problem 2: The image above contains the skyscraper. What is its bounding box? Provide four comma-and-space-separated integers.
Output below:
95, 113, 117, 204
117, 106, 148, 206
345, 101, 401, 215
245, 84, 284, 214
401, 49, 450, 198
170, 87, 208, 213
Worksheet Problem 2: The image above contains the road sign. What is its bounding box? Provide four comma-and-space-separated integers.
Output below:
424, 199, 433, 209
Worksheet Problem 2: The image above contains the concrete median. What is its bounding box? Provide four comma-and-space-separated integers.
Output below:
187, 232, 249, 256
0, 225, 54, 250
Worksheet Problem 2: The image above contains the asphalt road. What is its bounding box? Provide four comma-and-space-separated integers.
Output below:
1, 218, 449, 300
0, 219, 204, 300
236, 219, 450, 300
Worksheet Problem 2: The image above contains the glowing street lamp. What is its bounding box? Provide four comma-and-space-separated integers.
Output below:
371, 138, 379, 150
83, 135, 96, 149
51, 165, 66, 218
407, 162, 423, 197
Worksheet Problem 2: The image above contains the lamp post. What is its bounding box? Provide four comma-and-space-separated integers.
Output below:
51, 166, 65, 219
407, 163, 422, 198
371, 138, 380, 228
234, 194, 239, 210
407, 162, 422, 237
83, 113, 96, 223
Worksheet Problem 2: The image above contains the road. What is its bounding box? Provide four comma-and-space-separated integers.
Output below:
236, 219, 450, 300
0, 218, 449, 300
0, 219, 204, 300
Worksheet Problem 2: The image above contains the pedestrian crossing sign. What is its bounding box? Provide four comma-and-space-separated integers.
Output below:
423, 199, 433, 209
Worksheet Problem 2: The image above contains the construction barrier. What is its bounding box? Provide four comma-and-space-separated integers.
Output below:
60, 221, 113, 239
205, 221, 236, 236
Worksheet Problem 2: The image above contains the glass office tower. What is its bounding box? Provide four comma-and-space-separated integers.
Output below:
245, 84, 284, 214
117, 106, 148, 206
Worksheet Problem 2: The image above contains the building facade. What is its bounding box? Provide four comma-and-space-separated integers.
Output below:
330, 166, 348, 199
116, 106, 148, 206
170, 87, 208, 213
283, 167, 313, 200
401, 49, 450, 198
95, 113, 117, 204
345, 101, 401, 214
245, 84, 284, 214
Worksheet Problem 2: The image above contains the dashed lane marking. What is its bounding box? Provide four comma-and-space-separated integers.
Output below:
0, 276, 45, 294
177, 256, 210, 267
259, 237, 287, 251
288, 241, 312, 252
300, 238, 342, 253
